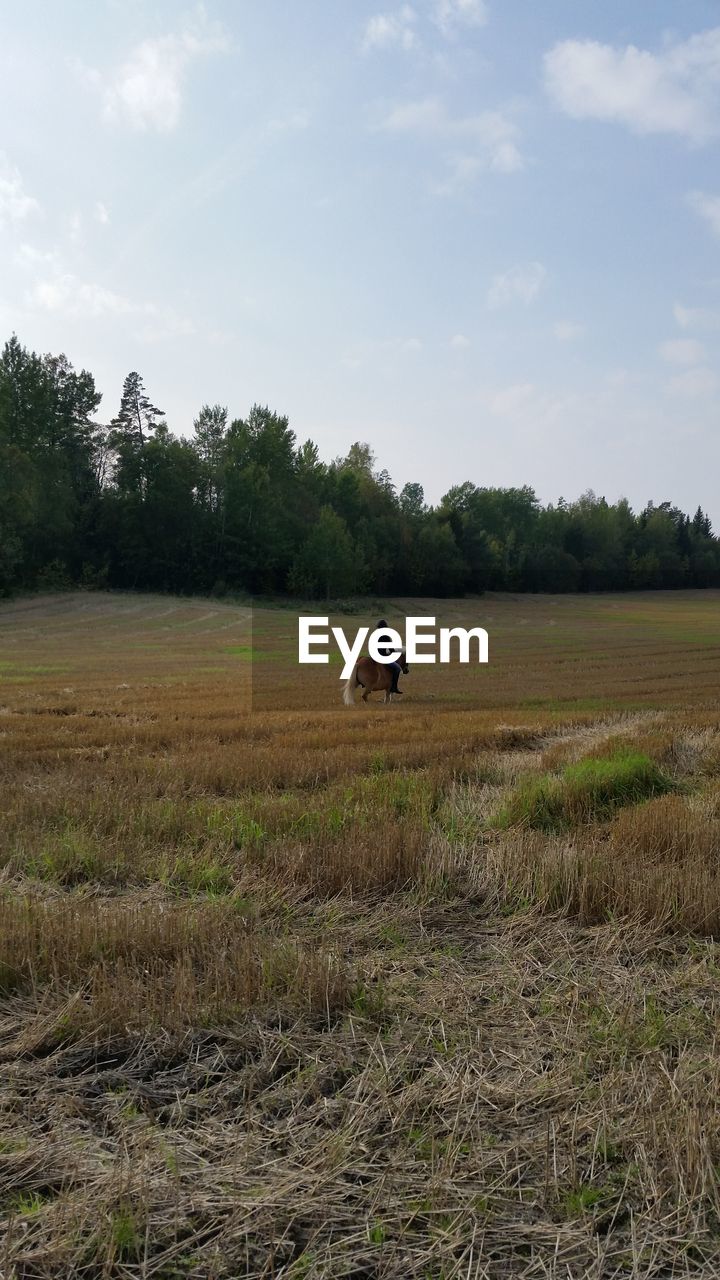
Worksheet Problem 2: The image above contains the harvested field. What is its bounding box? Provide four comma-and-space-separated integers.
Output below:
2, 590, 720, 1278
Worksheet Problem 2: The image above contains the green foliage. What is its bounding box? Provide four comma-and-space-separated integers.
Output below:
496, 751, 675, 831
27, 828, 108, 886
563, 1185, 605, 1216
0, 335, 102, 591
289, 505, 359, 599
3, 331, 720, 598
110, 1204, 142, 1261
166, 856, 235, 896
6, 1190, 47, 1216
288, 1252, 315, 1277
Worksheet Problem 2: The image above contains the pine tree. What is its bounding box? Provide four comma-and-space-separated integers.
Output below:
111, 372, 165, 451
109, 372, 165, 495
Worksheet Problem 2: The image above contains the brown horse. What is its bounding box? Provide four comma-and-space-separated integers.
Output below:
342, 651, 409, 705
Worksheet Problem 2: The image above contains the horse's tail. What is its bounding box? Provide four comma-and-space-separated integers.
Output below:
342, 666, 357, 706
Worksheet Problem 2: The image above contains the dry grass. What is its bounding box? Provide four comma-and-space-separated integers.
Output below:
0, 896, 351, 1034
2, 590, 720, 1276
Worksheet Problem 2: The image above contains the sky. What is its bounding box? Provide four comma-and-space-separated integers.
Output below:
2, 0, 720, 519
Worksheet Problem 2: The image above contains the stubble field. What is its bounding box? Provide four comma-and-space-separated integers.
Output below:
2, 590, 720, 1279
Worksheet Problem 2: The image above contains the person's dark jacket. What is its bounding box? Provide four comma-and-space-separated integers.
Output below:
374, 619, 397, 661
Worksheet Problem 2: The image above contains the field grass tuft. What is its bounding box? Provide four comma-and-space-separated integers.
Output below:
495, 750, 674, 831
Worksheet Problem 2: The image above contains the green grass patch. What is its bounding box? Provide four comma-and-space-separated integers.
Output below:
4, 1189, 51, 1216
164, 855, 235, 896
109, 1203, 142, 1262
495, 751, 675, 832
25, 828, 112, 886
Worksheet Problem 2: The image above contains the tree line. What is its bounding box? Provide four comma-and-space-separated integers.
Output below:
1, 333, 718, 600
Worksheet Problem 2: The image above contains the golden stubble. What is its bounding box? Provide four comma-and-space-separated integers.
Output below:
2, 590, 720, 1277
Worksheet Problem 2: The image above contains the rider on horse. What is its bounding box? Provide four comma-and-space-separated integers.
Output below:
374, 618, 403, 696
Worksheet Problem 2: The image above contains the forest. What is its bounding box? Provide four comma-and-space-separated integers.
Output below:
1, 333, 718, 600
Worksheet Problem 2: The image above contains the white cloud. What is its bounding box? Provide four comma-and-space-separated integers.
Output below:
544, 29, 720, 142
489, 382, 537, 416
20, 251, 193, 340
449, 333, 470, 347
101, 11, 227, 132
487, 261, 546, 309
15, 243, 58, 269
553, 320, 584, 342
433, 0, 488, 37
671, 300, 717, 330
52, 203, 108, 246
381, 97, 524, 185
659, 338, 707, 366
382, 97, 444, 132
688, 190, 720, 236
363, 1, 486, 51
30, 273, 133, 318
362, 6, 418, 53
674, 301, 720, 330
0, 155, 40, 227
667, 367, 719, 397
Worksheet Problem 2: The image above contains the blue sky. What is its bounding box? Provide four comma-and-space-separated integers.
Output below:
2, 1, 720, 518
